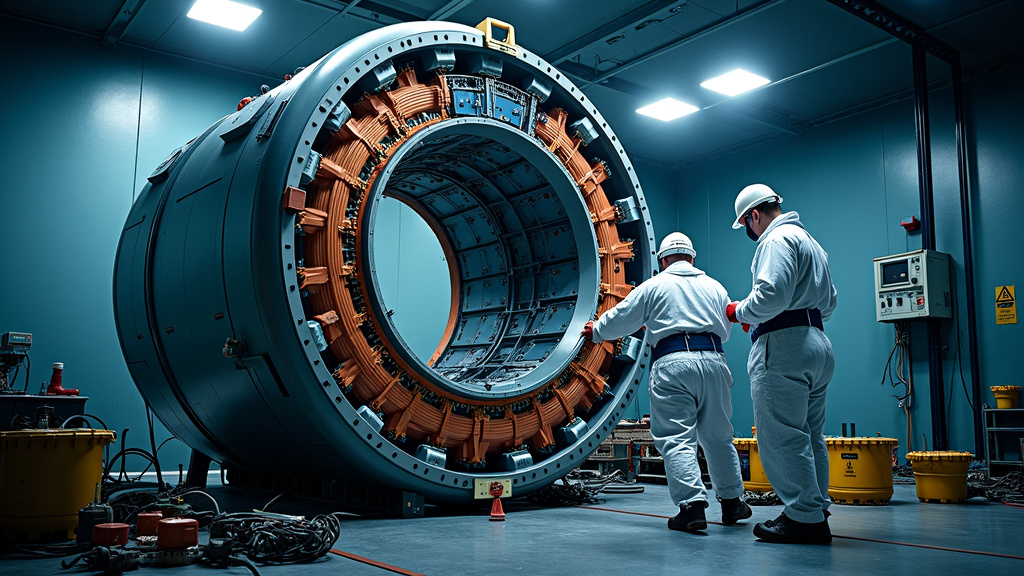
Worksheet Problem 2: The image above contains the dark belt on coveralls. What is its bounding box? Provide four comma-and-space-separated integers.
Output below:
750, 308, 823, 343
651, 332, 723, 363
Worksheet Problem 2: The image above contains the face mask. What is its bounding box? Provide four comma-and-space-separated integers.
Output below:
744, 215, 759, 242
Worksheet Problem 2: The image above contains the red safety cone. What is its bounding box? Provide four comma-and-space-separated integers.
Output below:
489, 481, 505, 521
489, 497, 505, 521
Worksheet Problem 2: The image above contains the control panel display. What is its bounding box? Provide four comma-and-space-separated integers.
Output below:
873, 250, 952, 322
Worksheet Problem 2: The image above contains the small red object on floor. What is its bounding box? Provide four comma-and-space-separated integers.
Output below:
136, 512, 163, 536
157, 518, 199, 548
93, 523, 130, 546
489, 481, 505, 521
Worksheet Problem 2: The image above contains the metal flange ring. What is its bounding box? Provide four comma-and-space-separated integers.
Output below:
114, 19, 654, 503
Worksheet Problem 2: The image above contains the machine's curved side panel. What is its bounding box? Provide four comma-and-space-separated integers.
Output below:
114, 20, 656, 503
114, 122, 246, 461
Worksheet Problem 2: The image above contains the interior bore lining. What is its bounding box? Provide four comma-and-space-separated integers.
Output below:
381, 132, 580, 391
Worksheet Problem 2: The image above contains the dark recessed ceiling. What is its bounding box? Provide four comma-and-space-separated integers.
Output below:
2, 0, 1021, 167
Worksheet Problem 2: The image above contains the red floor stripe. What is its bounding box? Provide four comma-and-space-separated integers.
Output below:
330, 548, 426, 575
578, 505, 1024, 560
830, 535, 1024, 560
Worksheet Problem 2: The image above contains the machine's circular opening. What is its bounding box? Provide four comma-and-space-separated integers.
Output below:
369, 195, 453, 363
362, 118, 600, 401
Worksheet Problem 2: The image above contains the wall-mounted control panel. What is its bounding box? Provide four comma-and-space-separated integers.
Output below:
874, 250, 952, 322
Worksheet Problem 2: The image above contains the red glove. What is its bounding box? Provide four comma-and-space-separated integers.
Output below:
582, 320, 595, 342
726, 302, 739, 323
726, 302, 751, 333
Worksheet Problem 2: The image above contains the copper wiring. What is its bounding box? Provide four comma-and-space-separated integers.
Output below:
301, 67, 634, 466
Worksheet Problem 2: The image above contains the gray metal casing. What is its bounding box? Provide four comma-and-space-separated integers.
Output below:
112, 21, 655, 503
874, 249, 952, 322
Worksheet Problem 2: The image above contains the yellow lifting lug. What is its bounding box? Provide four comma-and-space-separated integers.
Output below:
476, 18, 519, 57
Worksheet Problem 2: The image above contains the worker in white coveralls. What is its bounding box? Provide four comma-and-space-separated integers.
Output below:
582, 233, 752, 533
726, 183, 838, 544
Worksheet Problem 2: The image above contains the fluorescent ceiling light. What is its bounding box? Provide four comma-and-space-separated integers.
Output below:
700, 69, 770, 97
187, 0, 262, 31
636, 98, 699, 122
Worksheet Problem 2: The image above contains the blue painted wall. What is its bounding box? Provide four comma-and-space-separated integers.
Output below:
371, 197, 452, 362
2, 15, 1019, 473
672, 65, 1024, 454
621, 162, 677, 421
0, 17, 276, 470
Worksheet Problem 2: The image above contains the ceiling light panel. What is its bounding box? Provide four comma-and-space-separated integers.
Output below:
187, 0, 262, 31
700, 68, 770, 97
636, 98, 699, 122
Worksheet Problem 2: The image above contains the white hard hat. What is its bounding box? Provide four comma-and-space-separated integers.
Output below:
657, 232, 696, 260
733, 183, 783, 229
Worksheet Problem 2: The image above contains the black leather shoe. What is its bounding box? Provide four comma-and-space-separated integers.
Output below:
753, 512, 831, 544
668, 502, 708, 533
720, 498, 753, 526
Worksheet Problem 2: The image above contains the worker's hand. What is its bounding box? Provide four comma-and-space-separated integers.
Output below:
741, 322, 751, 333
581, 320, 595, 342
726, 301, 739, 323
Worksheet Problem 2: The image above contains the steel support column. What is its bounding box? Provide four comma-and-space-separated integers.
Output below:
952, 59, 983, 456
913, 44, 947, 450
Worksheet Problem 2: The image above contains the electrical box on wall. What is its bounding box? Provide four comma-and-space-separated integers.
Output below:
874, 249, 952, 322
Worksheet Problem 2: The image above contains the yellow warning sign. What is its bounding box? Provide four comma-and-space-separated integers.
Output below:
996, 285, 1016, 325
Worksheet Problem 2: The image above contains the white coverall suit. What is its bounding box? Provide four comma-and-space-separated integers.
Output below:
733, 211, 838, 524
591, 261, 745, 508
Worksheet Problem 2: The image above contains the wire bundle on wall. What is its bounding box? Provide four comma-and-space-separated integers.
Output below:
880, 320, 914, 451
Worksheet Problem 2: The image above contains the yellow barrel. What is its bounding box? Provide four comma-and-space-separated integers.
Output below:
0, 429, 116, 542
905, 451, 973, 503
733, 438, 772, 492
825, 437, 898, 504
990, 385, 1021, 409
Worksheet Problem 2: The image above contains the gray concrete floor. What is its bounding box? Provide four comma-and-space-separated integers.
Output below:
2, 481, 1022, 575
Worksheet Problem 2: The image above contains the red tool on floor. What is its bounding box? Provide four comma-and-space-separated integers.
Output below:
489, 482, 505, 521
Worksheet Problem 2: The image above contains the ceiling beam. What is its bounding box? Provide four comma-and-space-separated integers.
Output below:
824, 0, 959, 64
575, 0, 787, 86
543, 0, 681, 65
102, 0, 146, 45
430, 0, 476, 21
300, 0, 406, 25
339, 0, 361, 16
714, 104, 801, 135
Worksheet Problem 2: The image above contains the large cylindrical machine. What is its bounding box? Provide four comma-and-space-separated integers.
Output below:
113, 19, 654, 504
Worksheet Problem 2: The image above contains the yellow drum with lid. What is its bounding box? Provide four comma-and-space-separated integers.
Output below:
0, 429, 116, 542
733, 438, 772, 492
990, 385, 1021, 409
826, 437, 898, 504
906, 451, 973, 503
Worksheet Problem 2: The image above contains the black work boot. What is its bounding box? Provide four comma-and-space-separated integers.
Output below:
753, 512, 831, 544
668, 501, 708, 533
720, 497, 753, 525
